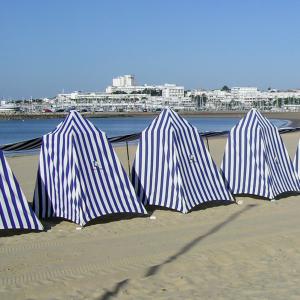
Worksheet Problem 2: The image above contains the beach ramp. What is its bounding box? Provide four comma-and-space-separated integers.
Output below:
0, 150, 43, 230
221, 108, 300, 199
132, 108, 233, 213
33, 110, 146, 226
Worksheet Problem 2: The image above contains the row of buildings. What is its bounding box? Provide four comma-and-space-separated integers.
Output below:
2, 75, 300, 113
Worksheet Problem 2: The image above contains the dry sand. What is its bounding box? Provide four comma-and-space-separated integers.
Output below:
1, 131, 300, 299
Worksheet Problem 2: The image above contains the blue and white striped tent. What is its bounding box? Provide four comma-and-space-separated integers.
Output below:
293, 140, 300, 178
221, 108, 300, 199
33, 110, 146, 226
0, 150, 43, 230
132, 108, 233, 213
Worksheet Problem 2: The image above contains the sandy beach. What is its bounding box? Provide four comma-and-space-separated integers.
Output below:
1, 130, 300, 299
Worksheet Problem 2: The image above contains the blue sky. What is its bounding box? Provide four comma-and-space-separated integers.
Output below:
0, 0, 299, 98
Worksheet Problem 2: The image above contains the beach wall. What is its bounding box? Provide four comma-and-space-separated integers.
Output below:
6, 131, 300, 202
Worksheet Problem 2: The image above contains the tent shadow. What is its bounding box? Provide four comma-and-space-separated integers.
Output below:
84, 212, 148, 227
235, 192, 300, 201
146, 205, 182, 215
0, 228, 42, 237
275, 191, 300, 200
0, 218, 66, 236
190, 200, 234, 212
41, 218, 67, 231
235, 193, 271, 201
144, 200, 233, 215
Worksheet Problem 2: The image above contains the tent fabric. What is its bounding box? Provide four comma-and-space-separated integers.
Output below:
221, 108, 300, 199
0, 150, 43, 230
294, 140, 300, 178
33, 110, 146, 226
132, 108, 233, 213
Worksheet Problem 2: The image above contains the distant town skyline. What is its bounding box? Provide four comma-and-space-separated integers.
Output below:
1, 0, 300, 98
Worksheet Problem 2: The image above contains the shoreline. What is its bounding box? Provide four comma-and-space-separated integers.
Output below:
1, 111, 300, 126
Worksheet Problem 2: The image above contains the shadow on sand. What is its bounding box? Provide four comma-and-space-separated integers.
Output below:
0, 212, 149, 237
146, 200, 234, 216
235, 191, 300, 202
98, 203, 257, 300
0, 218, 65, 237
85, 212, 148, 227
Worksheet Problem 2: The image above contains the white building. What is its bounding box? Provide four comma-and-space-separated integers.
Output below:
231, 87, 259, 103
106, 75, 137, 93
106, 75, 185, 98
106, 85, 146, 94
112, 75, 135, 87
0, 101, 20, 113
54, 91, 150, 112
161, 84, 184, 98
145, 96, 195, 111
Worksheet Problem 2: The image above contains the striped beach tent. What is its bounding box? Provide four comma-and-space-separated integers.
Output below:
293, 140, 300, 178
221, 108, 300, 199
33, 110, 146, 226
0, 150, 43, 230
132, 108, 233, 213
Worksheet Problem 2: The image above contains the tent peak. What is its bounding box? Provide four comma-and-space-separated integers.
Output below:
249, 108, 262, 115
162, 107, 175, 113
68, 110, 82, 117
63, 110, 88, 126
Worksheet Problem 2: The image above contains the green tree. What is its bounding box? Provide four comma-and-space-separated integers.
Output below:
112, 91, 127, 94
221, 85, 230, 92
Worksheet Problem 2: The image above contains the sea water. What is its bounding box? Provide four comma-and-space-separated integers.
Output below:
0, 116, 290, 146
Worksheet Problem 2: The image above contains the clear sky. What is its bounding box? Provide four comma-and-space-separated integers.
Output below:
1, 0, 300, 98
